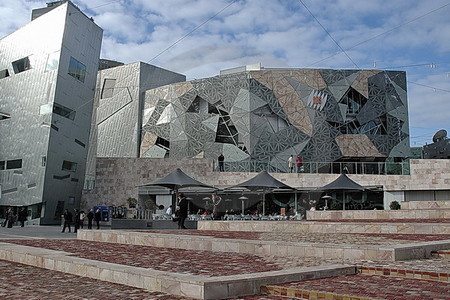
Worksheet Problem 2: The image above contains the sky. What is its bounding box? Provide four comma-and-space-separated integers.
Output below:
1, 0, 449, 147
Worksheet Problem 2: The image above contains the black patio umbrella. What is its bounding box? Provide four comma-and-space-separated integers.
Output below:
141, 168, 215, 193
227, 171, 294, 215
319, 173, 364, 210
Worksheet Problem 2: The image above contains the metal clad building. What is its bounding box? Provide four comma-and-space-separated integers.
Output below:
0, 2, 103, 224
140, 67, 409, 172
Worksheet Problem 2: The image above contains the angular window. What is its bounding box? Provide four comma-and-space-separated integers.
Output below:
62, 160, 77, 172
0, 112, 11, 121
0, 69, 9, 79
68, 57, 86, 82
101, 78, 116, 99
53, 103, 75, 120
45, 51, 60, 72
12, 57, 31, 74
6, 159, 22, 170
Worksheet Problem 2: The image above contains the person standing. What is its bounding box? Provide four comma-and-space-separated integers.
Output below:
79, 210, 85, 229
288, 155, 294, 173
296, 155, 304, 172
61, 209, 73, 233
74, 209, 81, 233
176, 192, 188, 229
5, 207, 15, 228
211, 193, 222, 220
218, 154, 225, 172
94, 209, 101, 229
18, 207, 28, 227
87, 209, 94, 229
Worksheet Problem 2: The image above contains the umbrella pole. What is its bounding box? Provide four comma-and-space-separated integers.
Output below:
262, 190, 266, 216
343, 191, 346, 211
242, 199, 244, 215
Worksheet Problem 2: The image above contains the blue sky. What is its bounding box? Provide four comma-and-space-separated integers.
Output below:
1, 0, 449, 147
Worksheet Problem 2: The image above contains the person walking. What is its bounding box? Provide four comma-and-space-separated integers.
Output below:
61, 209, 73, 233
218, 154, 225, 172
87, 209, 94, 229
94, 209, 101, 229
176, 192, 188, 229
5, 207, 15, 228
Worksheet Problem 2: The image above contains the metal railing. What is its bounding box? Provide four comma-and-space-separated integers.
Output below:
219, 160, 410, 175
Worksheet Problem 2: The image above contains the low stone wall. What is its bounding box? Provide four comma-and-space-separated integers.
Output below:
306, 209, 450, 220
401, 201, 450, 210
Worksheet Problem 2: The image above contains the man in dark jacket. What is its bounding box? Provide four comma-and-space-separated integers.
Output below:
176, 192, 189, 229
61, 209, 73, 233
87, 209, 94, 229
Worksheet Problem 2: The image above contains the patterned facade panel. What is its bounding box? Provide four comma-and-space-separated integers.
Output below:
139, 68, 408, 165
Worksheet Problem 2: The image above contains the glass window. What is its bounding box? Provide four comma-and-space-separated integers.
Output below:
6, 159, 22, 170
0, 161, 5, 170
53, 103, 75, 120
45, 51, 60, 72
12, 57, 31, 74
68, 57, 86, 82
0, 69, 9, 79
101, 78, 116, 99
62, 160, 77, 172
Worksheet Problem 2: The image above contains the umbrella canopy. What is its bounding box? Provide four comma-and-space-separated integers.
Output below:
230, 171, 293, 191
141, 168, 214, 191
227, 171, 294, 215
318, 173, 364, 211
320, 173, 364, 191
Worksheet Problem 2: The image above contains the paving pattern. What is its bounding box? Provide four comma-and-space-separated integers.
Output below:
141, 230, 450, 245
265, 274, 450, 300
1, 239, 346, 277
302, 219, 450, 223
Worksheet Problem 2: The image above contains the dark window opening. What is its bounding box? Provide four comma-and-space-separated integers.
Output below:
0, 161, 5, 170
68, 56, 86, 82
187, 96, 201, 113
74, 139, 86, 147
341, 87, 367, 115
53, 174, 71, 180
215, 115, 238, 145
0, 69, 9, 79
12, 57, 31, 73
53, 103, 75, 120
62, 160, 77, 172
156, 136, 170, 151
0, 112, 11, 121
101, 78, 116, 99
51, 124, 59, 131
71, 178, 79, 182
6, 159, 22, 170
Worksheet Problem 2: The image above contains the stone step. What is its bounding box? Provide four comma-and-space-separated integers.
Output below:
360, 265, 449, 282
198, 220, 450, 235
0, 240, 356, 300
78, 230, 450, 261
261, 273, 450, 299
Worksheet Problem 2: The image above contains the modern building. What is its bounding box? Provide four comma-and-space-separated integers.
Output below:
0, 1, 102, 224
84, 62, 186, 189
423, 129, 450, 159
140, 66, 410, 173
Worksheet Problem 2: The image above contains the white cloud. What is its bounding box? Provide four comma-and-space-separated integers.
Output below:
1, 0, 449, 146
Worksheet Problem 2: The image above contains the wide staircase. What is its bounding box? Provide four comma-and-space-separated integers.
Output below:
0, 200, 449, 299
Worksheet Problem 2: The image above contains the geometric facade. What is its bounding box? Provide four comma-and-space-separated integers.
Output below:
0, 2, 102, 224
141, 67, 409, 172
84, 62, 186, 187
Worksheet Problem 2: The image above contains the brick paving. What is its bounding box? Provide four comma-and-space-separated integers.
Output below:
1, 239, 346, 277
141, 230, 450, 245
266, 274, 450, 300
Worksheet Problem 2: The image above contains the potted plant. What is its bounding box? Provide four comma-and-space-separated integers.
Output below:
389, 200, 401, 210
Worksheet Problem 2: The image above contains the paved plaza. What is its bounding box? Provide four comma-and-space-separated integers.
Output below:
0, 220, 449, 299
